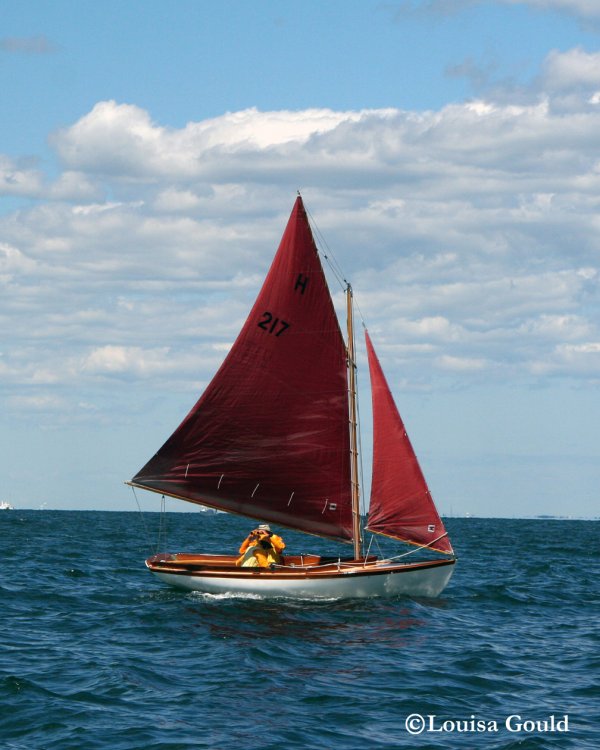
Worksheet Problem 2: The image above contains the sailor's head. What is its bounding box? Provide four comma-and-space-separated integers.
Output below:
250, 523, 271, 541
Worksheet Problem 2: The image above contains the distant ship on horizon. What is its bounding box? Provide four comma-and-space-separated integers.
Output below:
0, 501, 14, 510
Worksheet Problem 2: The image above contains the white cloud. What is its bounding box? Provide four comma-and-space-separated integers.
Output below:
531, 341, 600, 374
50, 101, 393, 180
153, 188, 203, 213
47, 171, 103, 202
436, 354, 488, 371
518, 314, 593, 340
1, 46, 600, 429
542, 48, 600, 91
82, 345, 172, 377
392, 316, 463, 341
505, 0, 600, 21
0, 242, 37, 278
0, 156, 43, 197
540, 47, 600, 113
8, 394, 65, 410
391, 0, 600, 22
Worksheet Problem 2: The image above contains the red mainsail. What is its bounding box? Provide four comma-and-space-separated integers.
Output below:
132, 197, 353, 541
365, 331, 453, 554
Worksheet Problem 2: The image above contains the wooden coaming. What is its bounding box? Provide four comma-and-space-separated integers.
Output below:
145, 552, 456, 581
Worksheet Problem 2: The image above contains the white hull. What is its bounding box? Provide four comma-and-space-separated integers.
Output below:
146, 555, 455, 599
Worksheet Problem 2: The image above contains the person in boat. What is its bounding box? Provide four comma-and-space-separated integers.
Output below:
236, 538, 279, 568
237, 524, 285, 567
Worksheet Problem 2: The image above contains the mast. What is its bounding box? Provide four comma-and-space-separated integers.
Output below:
346, 284, 362, 559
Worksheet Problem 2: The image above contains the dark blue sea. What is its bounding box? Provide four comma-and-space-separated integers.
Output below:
1, 512, 598, 750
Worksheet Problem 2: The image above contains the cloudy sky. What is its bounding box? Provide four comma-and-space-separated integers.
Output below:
2, 0, 599, 519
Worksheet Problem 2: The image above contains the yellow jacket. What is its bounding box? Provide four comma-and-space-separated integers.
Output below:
239, 531, 285, 557
254, 545, 279, 568
236, 546, 260, 567
236, 544, 279, 568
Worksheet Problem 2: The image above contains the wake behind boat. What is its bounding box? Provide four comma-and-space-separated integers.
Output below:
128, 197, 456, 598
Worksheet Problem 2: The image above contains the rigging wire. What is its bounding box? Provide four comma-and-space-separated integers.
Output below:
372, 534, 386, 560
364, 533, 375, 565
304, 204, 347, 293
130, 484, 153, 554
305, 201, 370, 330
157, 495, 168, 553
353, 296, 368, 332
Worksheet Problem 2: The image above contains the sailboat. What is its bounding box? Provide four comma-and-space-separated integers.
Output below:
128, 197, 456, 598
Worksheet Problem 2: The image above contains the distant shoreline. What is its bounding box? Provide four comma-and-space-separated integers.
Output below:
4, 508, 599, 522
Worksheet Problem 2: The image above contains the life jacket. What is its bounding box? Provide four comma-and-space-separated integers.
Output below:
239, 531, 286, 557
236, 546, 260, 567
253, 545, 278, 568
269, 534, 285, 559
236, 542, 279, 568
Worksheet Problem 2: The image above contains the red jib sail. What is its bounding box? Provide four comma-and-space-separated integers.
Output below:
365, 331, 453, 554
131, 197, 353, 541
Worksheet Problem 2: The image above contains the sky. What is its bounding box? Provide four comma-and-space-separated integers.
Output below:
1, 0, 599, 520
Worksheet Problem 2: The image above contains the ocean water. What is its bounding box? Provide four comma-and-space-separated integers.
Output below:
1, 511, 598, 750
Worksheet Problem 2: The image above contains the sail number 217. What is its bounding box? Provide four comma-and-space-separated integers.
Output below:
257, 312, 290, 337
